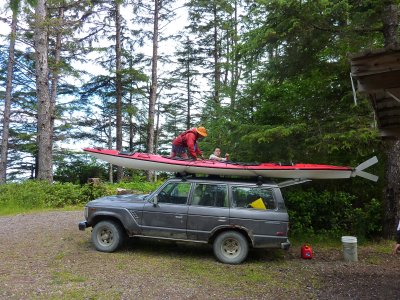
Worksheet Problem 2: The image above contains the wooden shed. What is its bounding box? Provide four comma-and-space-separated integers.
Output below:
350, 48, 400, 137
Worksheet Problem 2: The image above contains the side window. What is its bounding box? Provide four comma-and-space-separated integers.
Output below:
191, 183, 228, 207
157, 182, 191, 205
231, 186, 276, 210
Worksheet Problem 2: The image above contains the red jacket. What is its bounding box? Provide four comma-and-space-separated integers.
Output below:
172, 128, 202, 159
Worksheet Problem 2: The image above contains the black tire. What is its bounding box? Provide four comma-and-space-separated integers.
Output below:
213, 231, 249, 264
92, 220, 125, 252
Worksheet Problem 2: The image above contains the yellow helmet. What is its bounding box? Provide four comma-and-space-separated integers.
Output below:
196, 126, 208, 137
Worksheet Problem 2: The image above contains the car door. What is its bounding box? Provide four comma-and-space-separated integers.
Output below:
187, 182, 229, 241
229, 185, 288, 247
141, 181, 191, 239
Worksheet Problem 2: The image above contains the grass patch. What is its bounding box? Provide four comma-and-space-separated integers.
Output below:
291, 235, 396, 255
364, 255, 383, 265
52, 270, 86, 285
116, 262, 126, 271
44, 287, 123, 300
364, 239, 393, 254
54, 252, 66, 261
290, 234, 343, 248
0, 206, 83, 217
243, 267, 275, 283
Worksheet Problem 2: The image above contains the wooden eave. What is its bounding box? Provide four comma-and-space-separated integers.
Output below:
350, 48, 400, 137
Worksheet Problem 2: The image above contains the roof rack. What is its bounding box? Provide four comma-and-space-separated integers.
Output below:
173, 173, 311, 187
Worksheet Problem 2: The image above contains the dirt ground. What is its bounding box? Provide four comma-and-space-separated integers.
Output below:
0, 211, 399, 299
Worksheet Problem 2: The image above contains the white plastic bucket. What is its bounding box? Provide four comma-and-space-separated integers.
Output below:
341, 236, 358, 262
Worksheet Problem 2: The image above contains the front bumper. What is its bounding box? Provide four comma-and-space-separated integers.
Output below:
79, 221, 88, 231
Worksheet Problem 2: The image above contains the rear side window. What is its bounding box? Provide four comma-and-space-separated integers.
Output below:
191, 183, 228, 207
231, 186, 276, 210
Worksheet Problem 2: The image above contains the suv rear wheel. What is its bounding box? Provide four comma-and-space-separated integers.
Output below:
92, 220, 125, 252
213, 231, 249, 264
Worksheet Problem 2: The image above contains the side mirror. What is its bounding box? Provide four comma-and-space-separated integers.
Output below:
153, 195, 158, 207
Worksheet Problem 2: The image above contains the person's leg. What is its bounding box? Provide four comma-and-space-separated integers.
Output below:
171, 145, 189, 159
170, 144, 178, 158
394, 243, 400, 255
394, 231, 400, 254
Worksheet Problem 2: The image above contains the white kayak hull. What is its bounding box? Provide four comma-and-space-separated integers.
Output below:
84, 149, 378, 181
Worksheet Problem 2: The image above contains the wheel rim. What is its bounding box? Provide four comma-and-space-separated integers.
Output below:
97, 227, 114, 246
221, 237, 241, 258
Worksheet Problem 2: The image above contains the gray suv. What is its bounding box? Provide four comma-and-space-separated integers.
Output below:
79, 176, 291, 264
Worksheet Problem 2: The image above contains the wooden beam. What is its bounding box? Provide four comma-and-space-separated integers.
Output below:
356, 70, 400, 92
350, 49, 400, 77
379, 127, 400, 137
350, 48, 400, 137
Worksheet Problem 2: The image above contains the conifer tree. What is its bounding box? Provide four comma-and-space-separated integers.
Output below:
166, 36, 202, 131
380, 0, 400, 238
187, 0, 241, 106
33, 0, 53, 182
0, 0, 19, 184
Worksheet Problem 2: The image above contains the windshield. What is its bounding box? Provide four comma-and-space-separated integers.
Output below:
144, 187, 159, 202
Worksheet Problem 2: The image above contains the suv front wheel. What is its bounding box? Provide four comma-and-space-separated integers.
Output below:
213, 231, 249, 264
92, 220, 125, 252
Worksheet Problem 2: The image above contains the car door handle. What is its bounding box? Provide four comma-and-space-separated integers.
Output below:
175, 215, 183, 219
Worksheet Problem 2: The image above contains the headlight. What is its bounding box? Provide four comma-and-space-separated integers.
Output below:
84, 206, 88, 219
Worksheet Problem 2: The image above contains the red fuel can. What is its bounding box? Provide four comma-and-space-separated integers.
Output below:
301, 244, 313, 259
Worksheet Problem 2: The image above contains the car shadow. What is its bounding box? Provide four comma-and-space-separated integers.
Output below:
121, 237, 287, 263
122, 237, 214, 260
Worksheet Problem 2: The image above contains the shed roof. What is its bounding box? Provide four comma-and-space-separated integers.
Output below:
350, 48, 400, 137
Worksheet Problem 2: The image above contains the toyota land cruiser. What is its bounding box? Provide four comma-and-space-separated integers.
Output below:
79, 176, 291, 264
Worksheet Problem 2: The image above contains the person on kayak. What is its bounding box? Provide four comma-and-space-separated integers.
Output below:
209, 147, 229, 161
170, 127, 207, 160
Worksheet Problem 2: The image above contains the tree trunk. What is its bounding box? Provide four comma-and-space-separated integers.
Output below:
128, 44, 135, 152
154, 102, 161, 182
115, 1, 123, 181
383, 140, 400, 237
186, 38, 191, 130
231, 0, 239, 110
146, 0, 159, 182
382, 1, 400, 237
383, 2, 399, 48
108, 116, 113, 183
0, 11, 17, 184
49, 5, 63, 169
129, 96, 135, 152
213, 2, 220, 104
34, 0, 53, 182
155, 102, 160, 154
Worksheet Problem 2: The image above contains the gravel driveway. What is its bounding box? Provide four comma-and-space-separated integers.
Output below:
0, 211, 399, 299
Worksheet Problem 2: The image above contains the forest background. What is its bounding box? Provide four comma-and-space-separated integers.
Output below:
0, 0, 399, 240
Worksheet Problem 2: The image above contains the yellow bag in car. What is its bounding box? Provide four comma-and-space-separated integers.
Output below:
249, 198, 267, 210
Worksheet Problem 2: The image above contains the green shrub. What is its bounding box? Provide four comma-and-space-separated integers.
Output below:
0, 181, 84, 211
44, 182, 82, 208
79, 183, 114, 204
0, 181, 46, 211
0, 178, 164, 215
284, 188, 382, 239
107, 179, 161, 194
54, 158, 108, 184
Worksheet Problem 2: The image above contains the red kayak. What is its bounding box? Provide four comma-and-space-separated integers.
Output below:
83, 148, 378, 181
